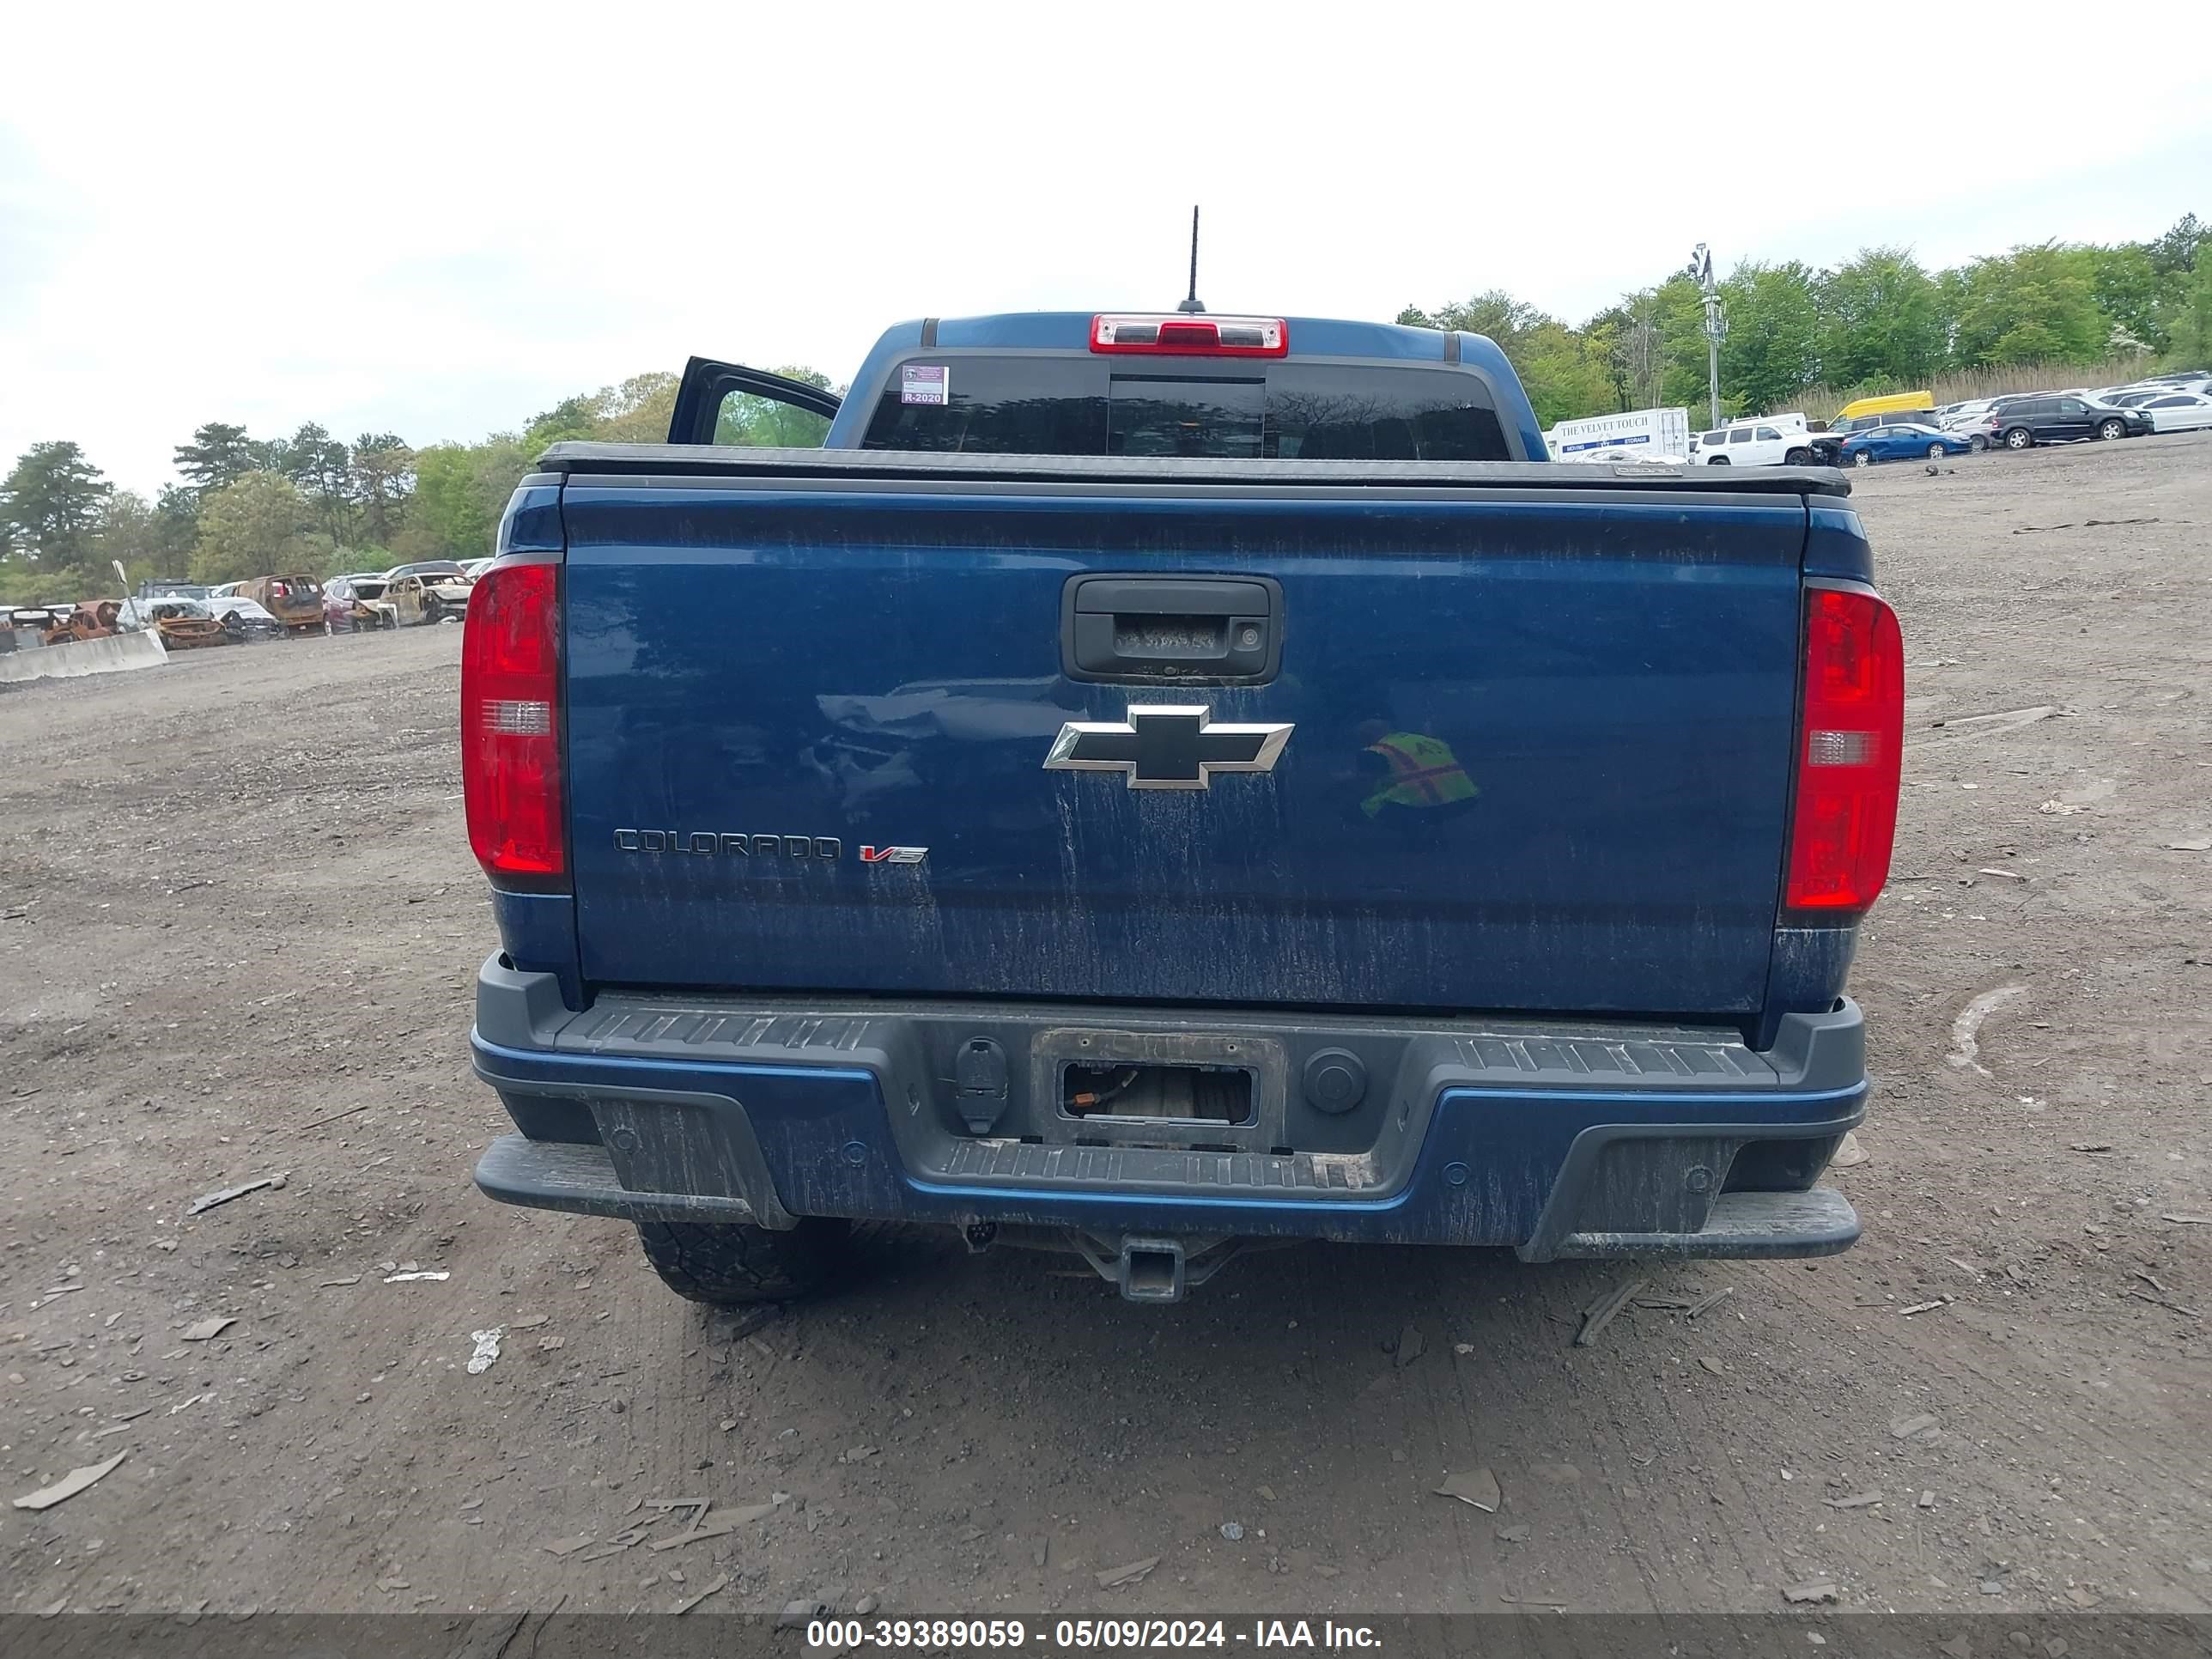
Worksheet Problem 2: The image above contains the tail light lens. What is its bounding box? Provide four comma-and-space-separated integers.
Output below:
1091, 313, 1289, 356
1784, 587, 1903, 913
461, 562, 565, 884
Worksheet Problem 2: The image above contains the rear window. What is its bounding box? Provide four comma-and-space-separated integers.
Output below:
860, 356, 1511, 460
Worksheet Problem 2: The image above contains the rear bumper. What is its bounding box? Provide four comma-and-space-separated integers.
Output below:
469, 957, 1866, 1261
476, 1133, 1860, 1261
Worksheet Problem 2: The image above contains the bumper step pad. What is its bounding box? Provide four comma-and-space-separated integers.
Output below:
1550, 1186, 1858, 1259
476, 1133, 758, 1225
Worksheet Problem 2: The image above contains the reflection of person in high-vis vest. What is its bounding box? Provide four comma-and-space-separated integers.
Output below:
1357, 721, 1480, 822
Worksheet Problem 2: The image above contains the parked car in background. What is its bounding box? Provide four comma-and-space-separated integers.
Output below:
384, 561, 468, 581
1693, 416, 1814, 465
236, 574, 326, 635
384, 569, 474, 625
1834, 391, 1936, 426
2139, 391, 2212, 432
1948, 396, 2035, 449
1937, 398, 1998, 430
462, 557, 496, 580
2097, 388, 2170, 409
323, 576, 398, 631
2095, 376, 2208, 401
6, 605, 70, 642
209, 595, 286, 641
9, 601, 121, 645
118, 597, 230, 649
1985, 396, 2151, 449
1809, 390, 1938, 463
32, 599, 125, 645
207, 581, 247, 599
1838, 423, 1976, 465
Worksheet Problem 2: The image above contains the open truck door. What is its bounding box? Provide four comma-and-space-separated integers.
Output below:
667, 357, 842, 447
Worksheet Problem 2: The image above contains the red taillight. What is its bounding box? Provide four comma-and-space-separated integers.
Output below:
1090, 313, 1288, 356
1785, 587, 1904, 913
461, 562, 565, 884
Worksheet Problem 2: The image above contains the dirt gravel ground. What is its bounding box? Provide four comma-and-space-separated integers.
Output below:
2, 433, 2209, 1620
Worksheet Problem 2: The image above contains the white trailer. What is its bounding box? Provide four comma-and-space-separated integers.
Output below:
1546, 407, 1691, 464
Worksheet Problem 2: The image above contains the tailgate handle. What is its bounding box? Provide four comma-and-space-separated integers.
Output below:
1062, 575, 1282, 684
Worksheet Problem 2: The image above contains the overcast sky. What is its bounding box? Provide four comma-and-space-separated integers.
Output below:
6, 3, 2209, 495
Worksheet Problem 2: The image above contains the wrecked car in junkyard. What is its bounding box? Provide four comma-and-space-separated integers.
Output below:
383, 569, 473, 626
3, 601, 123, 647
324, 574, 398, 631
118, 597, 232, 649
41, 599, 126, 644
236, 574, 325, 635
209, 595, 287, 641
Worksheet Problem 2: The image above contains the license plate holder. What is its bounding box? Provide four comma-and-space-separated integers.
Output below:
1029, 1029, 1286, 1150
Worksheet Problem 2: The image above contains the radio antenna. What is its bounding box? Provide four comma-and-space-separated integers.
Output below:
1177, 205, 1205, 313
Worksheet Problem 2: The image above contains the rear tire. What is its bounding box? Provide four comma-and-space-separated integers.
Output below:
636, 1217, 849, 1306
1705, 455, 1730, 465
2004, 427, 2033, 450
2097, 417, 2126, 441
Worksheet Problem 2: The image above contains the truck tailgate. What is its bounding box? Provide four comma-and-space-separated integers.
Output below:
557, 454, 1812, 1016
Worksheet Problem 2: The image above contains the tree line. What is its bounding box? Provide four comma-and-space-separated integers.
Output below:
4, 215, 2206, 600
0, 368, 830, 603
1399, 214, 2211, 428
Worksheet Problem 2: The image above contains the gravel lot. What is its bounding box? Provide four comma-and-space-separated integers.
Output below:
2, 434, 2208, 1619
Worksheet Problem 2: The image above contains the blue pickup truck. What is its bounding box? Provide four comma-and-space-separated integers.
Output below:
463, 309, 1902, 1304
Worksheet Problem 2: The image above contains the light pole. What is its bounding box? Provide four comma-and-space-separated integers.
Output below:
1692, 243, 1724, 429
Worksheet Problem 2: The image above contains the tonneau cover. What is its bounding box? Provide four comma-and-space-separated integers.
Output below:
538, 441, 1855, 497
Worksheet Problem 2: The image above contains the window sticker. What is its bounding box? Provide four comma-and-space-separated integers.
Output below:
900, 364, 949, 405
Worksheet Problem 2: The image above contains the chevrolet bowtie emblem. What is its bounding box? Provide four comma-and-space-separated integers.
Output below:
1043, 704, 1293, 791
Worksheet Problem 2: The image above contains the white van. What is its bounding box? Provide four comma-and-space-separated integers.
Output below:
1690, 414, 1814, 466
